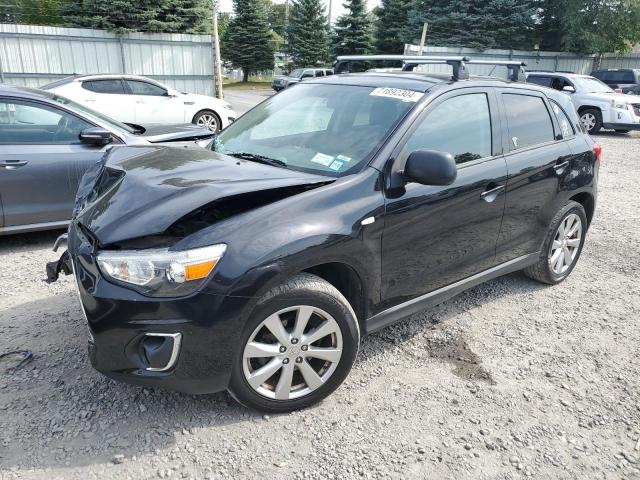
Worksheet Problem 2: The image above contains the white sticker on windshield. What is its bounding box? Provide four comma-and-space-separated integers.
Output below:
370, 87, 424, 102
310, 152, 334, 166
336, 154, 352, 163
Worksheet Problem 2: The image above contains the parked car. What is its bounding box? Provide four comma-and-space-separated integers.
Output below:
625, 84, 640, 96
42, 75, 237, 133
0, 85, 215, 236
271, 68, 333, 91
527, 71, 640, 134
591, 68, 640, 94
49, 58, 599, 412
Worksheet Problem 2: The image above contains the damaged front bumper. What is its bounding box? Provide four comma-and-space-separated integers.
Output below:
46, 224, 250, 395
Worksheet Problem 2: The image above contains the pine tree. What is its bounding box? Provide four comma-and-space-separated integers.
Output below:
222, 0, 275, 82
333, 0, 371, 56
60, 0, 211, 34
287, 0, 329, 67
403, 0, 536, 50
373, 0, 411, 54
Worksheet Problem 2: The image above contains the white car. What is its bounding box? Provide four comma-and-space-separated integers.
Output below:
43, 75, 237, 133
527, 71, 640, 134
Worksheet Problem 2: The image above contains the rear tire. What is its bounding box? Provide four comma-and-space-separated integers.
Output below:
228, 273, 360, 413
524, 201, 587, 285
579, 108, 602, 134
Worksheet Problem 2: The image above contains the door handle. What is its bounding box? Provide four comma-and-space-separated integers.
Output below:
480, 184, 505, 203
0, 160, 28, 169
554, 160, 570, 172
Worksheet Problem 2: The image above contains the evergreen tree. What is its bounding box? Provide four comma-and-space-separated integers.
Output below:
60, 0, 211, 33
333, 0, 371, 56
222, 0, 274, 82
373, 0, 411, 54
1, 0, 67, 25
287, 0, 329, 67
403, 0, 536, 50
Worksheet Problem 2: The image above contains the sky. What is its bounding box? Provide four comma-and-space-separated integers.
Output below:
218, 0, 381, 21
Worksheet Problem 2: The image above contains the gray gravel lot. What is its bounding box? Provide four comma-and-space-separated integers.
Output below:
0, 132, 639, 480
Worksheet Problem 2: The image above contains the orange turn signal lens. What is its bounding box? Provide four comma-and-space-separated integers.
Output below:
184, 259, 219, 281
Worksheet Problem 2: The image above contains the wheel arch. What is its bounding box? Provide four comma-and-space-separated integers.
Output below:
577, 105, 602, 115
191, 108, 221, 125
569, 191, 595, 226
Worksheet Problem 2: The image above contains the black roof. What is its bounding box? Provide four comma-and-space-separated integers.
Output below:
305, 72, 527, 92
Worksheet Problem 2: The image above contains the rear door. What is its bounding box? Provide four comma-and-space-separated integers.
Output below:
495, 88, 573, 263
77, 79, 136, 123
0, 97, 104, 228
124, 79, 185, 124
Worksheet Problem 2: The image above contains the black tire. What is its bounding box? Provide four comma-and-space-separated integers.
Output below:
615, 130, 630, 134
579, 108, 602, 134
228, 273, 360, 413
192, 110, 221, 133
523, 201, 587, 285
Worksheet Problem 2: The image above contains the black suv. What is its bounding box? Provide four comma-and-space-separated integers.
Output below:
591, 68, 640, 93
50, 56, 600, 413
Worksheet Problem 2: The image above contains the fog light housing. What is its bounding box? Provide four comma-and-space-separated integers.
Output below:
141, 333, 182, 372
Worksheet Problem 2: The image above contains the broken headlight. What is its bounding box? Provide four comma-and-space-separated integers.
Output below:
96, 244, 226, 297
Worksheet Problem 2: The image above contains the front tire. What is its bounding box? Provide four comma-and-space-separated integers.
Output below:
524, 201, 587, 285
192, 110, 221, 133
228, 273, 360, 413
579, 108, 602, 134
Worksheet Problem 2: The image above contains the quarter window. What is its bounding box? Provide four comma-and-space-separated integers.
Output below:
81, 79, 125, 94
503, 94, 555, 150
405, 93, 492, 164
550, 100, 575, 138
0, 99, 92, 145
125, 80, 167, 96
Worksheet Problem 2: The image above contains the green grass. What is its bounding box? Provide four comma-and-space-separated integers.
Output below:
223, 81, 272, 90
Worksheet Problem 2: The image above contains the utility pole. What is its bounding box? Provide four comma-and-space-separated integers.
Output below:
284, 0, 290, 71
419, 22, 428, 55
327, 0, 333, 28
212, 0, 224, 99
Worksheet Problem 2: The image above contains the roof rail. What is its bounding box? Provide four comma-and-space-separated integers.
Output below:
465, 60, 527, 82
334, 55, 470, 81
334, 55, 529, 82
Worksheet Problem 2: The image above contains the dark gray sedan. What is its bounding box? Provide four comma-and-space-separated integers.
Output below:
0, 85, 215, 235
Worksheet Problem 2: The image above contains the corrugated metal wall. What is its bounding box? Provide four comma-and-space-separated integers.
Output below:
0, 24, 215, 96
404, 44, 640, 77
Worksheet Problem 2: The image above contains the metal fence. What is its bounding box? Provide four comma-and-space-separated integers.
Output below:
404, 44, 640, 77
0, 23, 216, 95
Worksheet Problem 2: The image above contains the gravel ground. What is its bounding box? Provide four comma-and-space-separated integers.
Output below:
1, 132, 639, 480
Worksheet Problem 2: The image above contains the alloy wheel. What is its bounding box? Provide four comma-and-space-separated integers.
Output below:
580, 113, 596, 132
242, 306, 343, 400
196, 113, 219, 132
549, 213, 582, 275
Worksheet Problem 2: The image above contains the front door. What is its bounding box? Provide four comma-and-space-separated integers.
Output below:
124, 80, 185, 125
77, 78, 136, 123
380, 89, 508, 310
0, 98, 104, 228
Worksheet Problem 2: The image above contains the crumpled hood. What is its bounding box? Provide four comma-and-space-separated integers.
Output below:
138, 123, 214, 143
75, 146, 332, 246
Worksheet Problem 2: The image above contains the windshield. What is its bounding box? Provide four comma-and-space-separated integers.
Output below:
214, 84, 421, 176
290, 69, 304, 78
49, 94, 138, 134
572, 77, 614, 93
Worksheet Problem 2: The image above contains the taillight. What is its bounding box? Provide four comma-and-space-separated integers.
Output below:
593, 144, 602, 161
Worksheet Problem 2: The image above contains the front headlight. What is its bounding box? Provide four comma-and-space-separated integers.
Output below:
96, 244, 226, 297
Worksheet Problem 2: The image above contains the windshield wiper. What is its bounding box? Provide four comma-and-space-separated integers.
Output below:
229, 152, 288, 168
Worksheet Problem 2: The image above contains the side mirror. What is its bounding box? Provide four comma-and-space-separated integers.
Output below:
80, 127, 112, 146
404, 150, 457, 186
562, 85, 576, 93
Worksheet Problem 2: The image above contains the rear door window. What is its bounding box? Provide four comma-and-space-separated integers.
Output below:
503, 93, 555, 150
81, 79, 126, 94
405, 93, 492, 164
527, 76, 552, 87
